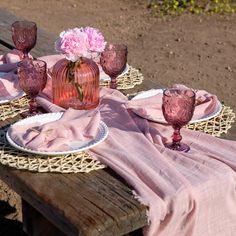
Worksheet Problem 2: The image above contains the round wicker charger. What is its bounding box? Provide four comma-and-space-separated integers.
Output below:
186, 105, 235, 137
0, 126, 105, 173
100, 65, 144, 89
0, 96, 28, 121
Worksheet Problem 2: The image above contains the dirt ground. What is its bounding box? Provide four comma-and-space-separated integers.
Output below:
0, 0, 236, 234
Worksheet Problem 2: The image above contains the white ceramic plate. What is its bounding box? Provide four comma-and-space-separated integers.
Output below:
132, 89, 222, 124
0, 71, 25, 104
6, 112, 109, 156
99, 63, 129, 81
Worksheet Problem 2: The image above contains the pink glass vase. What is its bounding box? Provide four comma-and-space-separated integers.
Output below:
52, 57, 100, 110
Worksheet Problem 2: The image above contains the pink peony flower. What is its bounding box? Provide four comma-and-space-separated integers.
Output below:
55, 27, 106, 62
84, 27, 106, 53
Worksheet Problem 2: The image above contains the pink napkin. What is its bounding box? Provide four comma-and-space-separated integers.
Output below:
0, 49, 23, 66
8, 108, 100, 152
0, 71, 21, 98
127, 84, 218, 122
35, 87, 236, 236
0, 49, 23, 98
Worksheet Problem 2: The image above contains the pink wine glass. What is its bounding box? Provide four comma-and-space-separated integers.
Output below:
17, 59, 47, 116
11, 21, 37, 59
100, 43, 128, 89
162, 88, 196, 152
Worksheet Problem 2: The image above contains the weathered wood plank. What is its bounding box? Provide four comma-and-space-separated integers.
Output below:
0, 164, 147, 236
0, 42, 8, 54
0, 8, 57, 57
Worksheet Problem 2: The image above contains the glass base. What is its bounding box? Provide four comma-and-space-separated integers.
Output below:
21, 110, 43, 118
164, 142, 190, 152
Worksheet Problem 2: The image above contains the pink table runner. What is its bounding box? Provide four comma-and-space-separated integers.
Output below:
1, 51, 236, 236
37, 87, 236, 236
91, 89, 236, 236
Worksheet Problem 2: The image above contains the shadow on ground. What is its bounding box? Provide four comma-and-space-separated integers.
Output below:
0, 200, 26, 236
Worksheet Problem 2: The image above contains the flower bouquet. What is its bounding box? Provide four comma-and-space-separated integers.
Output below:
52, 27, 106, 110
55, 27, 106, 62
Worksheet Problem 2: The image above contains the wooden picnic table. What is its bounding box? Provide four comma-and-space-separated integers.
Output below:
0, 9, 235, 236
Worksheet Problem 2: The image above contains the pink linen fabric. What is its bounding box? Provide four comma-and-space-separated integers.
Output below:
92, 89, 236, 236
0, 49, 23, 97
37, 86, 236, 236
8, 108, 100, 152
0, 71, 20, 97
127, 85, 218, 122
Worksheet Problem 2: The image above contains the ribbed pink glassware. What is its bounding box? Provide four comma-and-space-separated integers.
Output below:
52, 57, 100, 110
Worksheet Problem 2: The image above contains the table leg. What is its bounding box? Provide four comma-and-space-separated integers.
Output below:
22, 199, 65, 236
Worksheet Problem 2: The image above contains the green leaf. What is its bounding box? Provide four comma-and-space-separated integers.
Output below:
75, 82, 84, 102
66, 59, 83, 101
67, 61, 75, 83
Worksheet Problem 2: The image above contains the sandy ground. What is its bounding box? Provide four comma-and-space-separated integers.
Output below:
0, 0, 236, 234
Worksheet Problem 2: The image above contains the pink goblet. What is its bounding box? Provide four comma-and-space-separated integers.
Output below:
17, 59, 47, 116
11, 21, 37, 59
100, 43, 128, 89
162, 88, 196, 152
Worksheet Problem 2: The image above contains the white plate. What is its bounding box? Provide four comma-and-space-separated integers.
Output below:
132, 89, 222, 124
99, 63, 129, 81
0, 71, 25, 104
6, 112, 109, 156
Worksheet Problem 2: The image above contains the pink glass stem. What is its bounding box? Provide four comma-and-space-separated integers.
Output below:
29, 97, 38, 115
23, 52, 29, 59
168, 126, 190, 152
110, 76, 117, 89
172, 126, 182, 146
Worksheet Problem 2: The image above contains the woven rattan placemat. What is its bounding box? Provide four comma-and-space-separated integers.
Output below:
0, 96, 28, 121
0, 126, 105, 173
100, 65, 143, 89
186, 105, 235, 136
